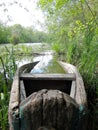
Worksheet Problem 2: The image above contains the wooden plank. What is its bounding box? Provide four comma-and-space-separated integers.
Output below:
20, 73, 76, 81
8, 70, 20, 130
19, 61, 39, 73
20, 81, 26, 102
70, 81, 76, 98
59, 61, 88, 130
8, 62, 38, 130
59, 61, 87, 106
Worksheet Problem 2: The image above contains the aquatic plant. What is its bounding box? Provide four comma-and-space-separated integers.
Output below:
0, 46, 17, 130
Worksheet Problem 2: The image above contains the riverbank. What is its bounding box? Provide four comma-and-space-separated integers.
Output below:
0, 42, 52, 130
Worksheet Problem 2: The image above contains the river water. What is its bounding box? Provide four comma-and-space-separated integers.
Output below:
0, 43, 65, 74
31, 51, 65, 74
15, 43, 54, 68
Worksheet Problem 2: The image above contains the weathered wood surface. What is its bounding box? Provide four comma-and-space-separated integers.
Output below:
58, 61, 87, 107
20, 89, 79, 130
9, 61, 87, 130
8, 62, 38, 130
8, 70, 20, 130
20, 80, 26, 102
20, 73, 76, 81
37, 126, 56, 130
58, 61, 87, 130
70, 81, 76, 98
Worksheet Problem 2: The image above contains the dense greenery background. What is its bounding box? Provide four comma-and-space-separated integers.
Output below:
0, 23, 51, 44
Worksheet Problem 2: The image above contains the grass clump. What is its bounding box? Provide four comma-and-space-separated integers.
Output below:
52, 19, 98, 130
0, 47, 17, 130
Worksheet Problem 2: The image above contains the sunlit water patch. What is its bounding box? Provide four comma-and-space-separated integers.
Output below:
31, 51, 65, 74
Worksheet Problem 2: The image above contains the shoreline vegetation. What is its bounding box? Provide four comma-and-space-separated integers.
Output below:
38, 0, 98, 129
0, 43, 52, 130
0, 42, 97, 130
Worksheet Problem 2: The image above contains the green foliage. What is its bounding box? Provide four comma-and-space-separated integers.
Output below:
0, 46, 17, 130
0, 23, 10, 44
4, 47, 17, 79
0, 93, 9, 130
38, 0, 98, 129
38, 0, 98, 79
10, 34, 19, 45
52, 43, 62, 54
39, 0, 53, 7
0, 23, 50, 44
18, 45, 33, 54
0, 42, 52, 129
55, 0, 70, 10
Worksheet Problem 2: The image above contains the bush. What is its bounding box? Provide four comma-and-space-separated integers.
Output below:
10, 35, 19, 45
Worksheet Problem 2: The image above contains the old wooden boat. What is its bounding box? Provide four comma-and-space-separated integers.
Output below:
9, 61, 87, 130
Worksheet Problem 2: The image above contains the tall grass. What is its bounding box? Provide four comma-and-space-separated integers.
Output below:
0, 47, 17, 130
52, 19, 98, 130
0, 43, 51, 130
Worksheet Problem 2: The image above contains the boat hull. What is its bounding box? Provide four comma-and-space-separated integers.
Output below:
8, 61, 87, 130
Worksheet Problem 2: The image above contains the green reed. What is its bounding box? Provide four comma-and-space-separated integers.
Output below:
0, 46, 17, 130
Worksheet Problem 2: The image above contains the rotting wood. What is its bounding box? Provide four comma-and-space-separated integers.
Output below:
20, 89, 79, 130
20, 73, 76, 81
58, 61, 88, 130
8, 62, 38, 130
8, 70, 19, 130
58, 61, 87, 106
9, 61, 87, 130
20, 80, 26, 102
70, 81, 76, 98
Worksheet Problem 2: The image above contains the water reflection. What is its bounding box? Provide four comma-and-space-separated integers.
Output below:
31, 54, 53, 73
0, 43, 65, 74
31, 52, 65, 74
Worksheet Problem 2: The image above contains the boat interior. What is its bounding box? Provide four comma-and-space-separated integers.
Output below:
19, 73, 76, 100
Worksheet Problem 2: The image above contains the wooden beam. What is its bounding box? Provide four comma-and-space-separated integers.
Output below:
70, 81, 76, 98
20, 73, 76, 81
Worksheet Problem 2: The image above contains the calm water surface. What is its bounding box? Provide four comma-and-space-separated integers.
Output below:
31, 53, 65, 74
0, 43, 65, 74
